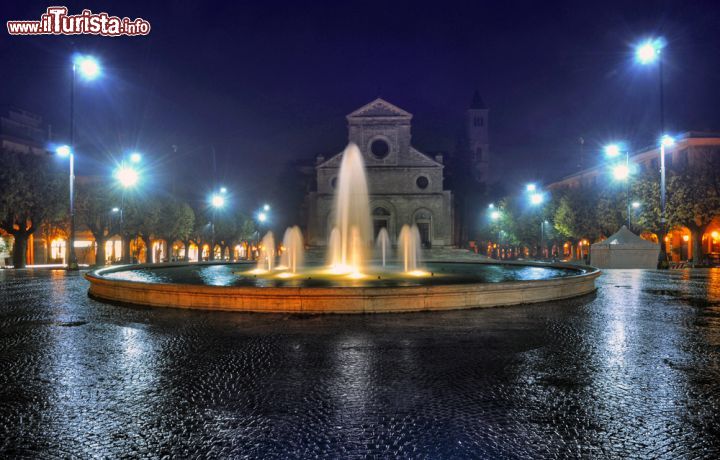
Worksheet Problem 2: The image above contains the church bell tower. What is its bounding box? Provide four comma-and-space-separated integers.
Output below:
466, 90, 489, 184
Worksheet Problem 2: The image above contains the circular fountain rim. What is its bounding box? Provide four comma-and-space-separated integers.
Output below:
85, 260, 600, 314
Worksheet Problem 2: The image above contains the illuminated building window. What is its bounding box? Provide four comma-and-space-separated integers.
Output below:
50, 239, 66, 261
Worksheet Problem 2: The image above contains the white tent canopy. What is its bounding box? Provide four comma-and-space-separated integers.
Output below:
590, 226, 660, 269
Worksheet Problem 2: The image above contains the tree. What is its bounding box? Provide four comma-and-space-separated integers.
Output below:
631, 171, 663, 234
76, 180, 118, 266
667, 155, 720, 265
552, 188, 602, 259
123, 196, 161, 263
0, 152, 65, 268
156, 198, 194, 261
595, 184, 625, 237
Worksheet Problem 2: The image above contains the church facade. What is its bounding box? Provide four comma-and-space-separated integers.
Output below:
305, 98, 454, 247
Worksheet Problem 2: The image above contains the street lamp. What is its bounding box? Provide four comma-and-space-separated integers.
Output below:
635, 37, 670, 267
75, 55, 101, 80
526, 183, 537, 192
605, 143, 633, 227
635, 41, 661, 65
211, 193, 225, 209
55, 145, 76, 268
530, 192, 544, 205
540, 219, 549, 259
61, 54, 102, 270
115, 165, 139, 188
114, 161, 140, 263
208, 191, 227, 260
263, 204, 271, 212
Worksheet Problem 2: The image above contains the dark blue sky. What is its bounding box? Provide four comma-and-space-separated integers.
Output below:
2, 0, 719, 207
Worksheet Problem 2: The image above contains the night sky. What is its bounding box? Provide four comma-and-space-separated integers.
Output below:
2, 0, 719, 212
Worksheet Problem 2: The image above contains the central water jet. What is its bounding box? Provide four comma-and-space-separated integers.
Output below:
328, 144, 371, 274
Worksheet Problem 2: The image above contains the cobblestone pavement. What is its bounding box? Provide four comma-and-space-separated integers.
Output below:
1, 269, 719, 458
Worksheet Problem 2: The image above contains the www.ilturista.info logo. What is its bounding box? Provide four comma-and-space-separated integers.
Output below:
7, 6, 151, 36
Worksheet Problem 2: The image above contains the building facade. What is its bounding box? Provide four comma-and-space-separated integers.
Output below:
547, 132, 720, 263
305, 98, 454, 247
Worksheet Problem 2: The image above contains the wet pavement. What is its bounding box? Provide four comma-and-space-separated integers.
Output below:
1, 269, 719, 458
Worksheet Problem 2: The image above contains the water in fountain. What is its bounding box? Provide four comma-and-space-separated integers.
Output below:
376, 228, 390, 267
328, 143, 371, 273
280, 226, 304, 273
398, 224, 422, 273
257, 231, 276, 272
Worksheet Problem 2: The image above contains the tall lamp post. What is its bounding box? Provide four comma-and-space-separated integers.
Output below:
635, 38, 671, 267
605, 143, 632, 228
114, 158, 140, 263
61, 54, 101, 269
527, 184, 545, 258
210, 190, 226, 260
488, 204, 501, 258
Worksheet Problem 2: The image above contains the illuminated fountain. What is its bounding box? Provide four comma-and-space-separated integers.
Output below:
376, 228, 390, 267
398, 224, 425, 275
279, 226, 304, 274
256, 232, 275, 272
327, 144, 371, 275
86, 142, 600, 313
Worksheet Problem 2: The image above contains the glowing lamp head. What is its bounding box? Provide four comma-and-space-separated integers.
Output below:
219, 187, 227, 194
115, 166, 139, 188
488, 203, 495, 209
613, 164, 630, 181
490, 210, 500, 221
661, 135, 675, 147
632, 201, 641, 209
530, 192, 544, 205
211, 194, 225, 208
75, 55, 101, 80
56, 145, 72, 157
526, 183, 537, 192
635, 40, 661, 64
111, 207, 120, 213
263, 204, 270, 211
604, 144, 621, 157
258, 212, 267, 222
129, 152, 142, 164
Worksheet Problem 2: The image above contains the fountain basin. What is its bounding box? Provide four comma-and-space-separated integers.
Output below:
85, 261, 600, 314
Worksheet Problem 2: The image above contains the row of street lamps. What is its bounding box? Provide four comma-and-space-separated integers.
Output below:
487, 37, 673, 264
53, 51, 272, 266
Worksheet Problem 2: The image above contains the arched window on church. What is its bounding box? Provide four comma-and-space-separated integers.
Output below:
372, 207, 391, 239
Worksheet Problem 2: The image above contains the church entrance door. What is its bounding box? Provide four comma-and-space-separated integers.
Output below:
417, 222, 430, 248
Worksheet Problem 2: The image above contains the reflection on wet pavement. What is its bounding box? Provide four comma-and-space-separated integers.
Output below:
0, 268, 719, 457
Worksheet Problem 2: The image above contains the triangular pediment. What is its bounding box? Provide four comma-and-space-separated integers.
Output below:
405, 147, 443, 167
347, 98, 412, 119
317, 146, 443, 169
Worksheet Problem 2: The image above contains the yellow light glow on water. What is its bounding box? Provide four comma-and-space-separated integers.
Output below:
277, 272, 294, 279
248, 268, 268, 275
407, 270, 429, 277
326, 264, 359, 275
347, 272, 365, 279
